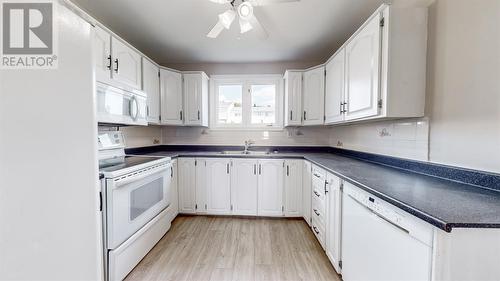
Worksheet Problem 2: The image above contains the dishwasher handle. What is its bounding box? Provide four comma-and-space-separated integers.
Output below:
347, 194, 410, 235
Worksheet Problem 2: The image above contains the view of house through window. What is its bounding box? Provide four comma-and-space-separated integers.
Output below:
251, 84, 276, 125
217, 85, 243, 124
212, 76, 281, 129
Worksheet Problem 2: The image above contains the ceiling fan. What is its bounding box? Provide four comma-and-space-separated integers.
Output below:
207, 0, 299, 39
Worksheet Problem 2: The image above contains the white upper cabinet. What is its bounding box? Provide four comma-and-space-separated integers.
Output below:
160, 69, 183, 125
284, 71, 303, 126
205, 158, 232, 215
325, 172, 342, 273
231, 159, 258, 216
325, 49, 346, 124
142, 58, 160, 124
183, 72, 209, 127
178, 158, 196, 214
344, 12, 381, 121
257, 159, 284, 217
284, 160, 303, 217
111, 37, 142, 90
302, 66, 325, 125
93, 26, 112, 83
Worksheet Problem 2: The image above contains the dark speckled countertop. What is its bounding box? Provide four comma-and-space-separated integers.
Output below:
127, 146, 500, 232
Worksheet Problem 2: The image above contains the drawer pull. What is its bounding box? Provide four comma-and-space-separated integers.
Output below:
313, 191, 321, 197
313, 173, 321, 178
313, 226, 320, 234
313, 209, 320, 216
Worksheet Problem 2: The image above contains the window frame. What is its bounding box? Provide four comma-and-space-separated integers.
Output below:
210, 74, 284, 130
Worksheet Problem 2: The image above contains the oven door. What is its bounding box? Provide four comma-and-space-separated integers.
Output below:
106, 162, 171, 249
96, 82, 148, 126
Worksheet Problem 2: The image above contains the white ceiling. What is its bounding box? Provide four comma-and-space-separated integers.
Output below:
72, 0, 385, 64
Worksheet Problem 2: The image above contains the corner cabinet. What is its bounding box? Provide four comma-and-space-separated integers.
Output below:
183, 72, 209, 127
160, 68, 183, 125
142, 58, 160, 124
284, 71, 303, 126
302, 66, 325, 126
284, 160, 303, 217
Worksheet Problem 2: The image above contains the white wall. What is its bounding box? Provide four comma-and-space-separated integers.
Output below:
425, 0, 500, 173
0, 3, 103, 280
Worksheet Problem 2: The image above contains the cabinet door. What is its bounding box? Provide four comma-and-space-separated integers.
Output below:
111, 37, 141, 89
93, 26, 111, 83
231, 159, 258, 216
325, 49, 345, 124
178, 158, 196, 214
284, 160, 303, 217
303, 66, 325, 125
142, 58, 160, 123
195, 158, 207, 213
167, 160, 179, 222
302, 160, 312, 226
325, 172, 342, 273
160, 69, 183, 125
257, 159, 284, 217
206, 158, 232, 215
183, 73, 203, 126
284, 72, 303, 126
344, 12, 381, 121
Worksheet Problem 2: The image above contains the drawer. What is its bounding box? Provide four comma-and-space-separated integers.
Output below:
311, 215, 325, 249
312, 185, 326, 205
312, 165, 326, 180
311, 197, 326, 227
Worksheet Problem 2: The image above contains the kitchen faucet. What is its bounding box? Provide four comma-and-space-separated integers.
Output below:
244, 140, 254, 154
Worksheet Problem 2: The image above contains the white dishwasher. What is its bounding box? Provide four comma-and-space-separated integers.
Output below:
341, 182, 434, 281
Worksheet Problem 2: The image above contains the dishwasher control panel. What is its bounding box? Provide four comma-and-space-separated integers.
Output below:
344, 182, 434, 247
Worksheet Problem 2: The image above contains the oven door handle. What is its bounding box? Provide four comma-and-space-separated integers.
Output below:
113, 164, 170, 188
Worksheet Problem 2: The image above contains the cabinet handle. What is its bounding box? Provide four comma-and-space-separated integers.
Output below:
290, 110, 293, 120
106, 55, 111, 70
254, 164, 256, 175
314, 190, 320, 197
313, 209, 320, 216
227, 163, 229, 174
259, 164, 261, 175
343, 102, 347, 113
180, 110, 183, 121
146, 105, 150, 117
114, 58, 119, 72
313, 173, 321, 178
286, 165, 289, 176
198, 110, 200, 120
313, 226, 320, 234
324, 180, 329, 194
170, 167, 173, 178
340, 102, 343, 114
303, 111, 307, 120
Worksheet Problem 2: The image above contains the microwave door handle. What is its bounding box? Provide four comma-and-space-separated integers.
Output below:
113, 165, 170, 188
129, 96, 139, 121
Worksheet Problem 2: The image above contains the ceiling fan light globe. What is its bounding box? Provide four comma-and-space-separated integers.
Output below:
238, 2, 254, 20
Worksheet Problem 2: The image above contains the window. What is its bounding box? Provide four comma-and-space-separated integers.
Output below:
211, 75, 283, 129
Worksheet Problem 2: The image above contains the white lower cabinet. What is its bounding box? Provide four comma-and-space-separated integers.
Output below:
284, 160, 303, 217
178, 158, 196, 214
195, 159, 207, 214
167, 159, 179, 222
325, 172, 342, 273
231, 159, 258, 216
257, 159, 285, 217
206, 158, 232, 215
302, 161, 312, 226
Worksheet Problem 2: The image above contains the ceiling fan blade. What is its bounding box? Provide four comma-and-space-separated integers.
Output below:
248, 14, 268, 39
248, 0, 299, 6
207, 21, 225, 38
208, 0, 231, 4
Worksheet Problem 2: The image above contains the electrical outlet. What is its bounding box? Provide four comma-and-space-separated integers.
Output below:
153, 139, 160, 144
337, 141, 343, 147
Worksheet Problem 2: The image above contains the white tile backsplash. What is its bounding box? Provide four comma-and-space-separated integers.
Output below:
329, 118, 430, 161
161, 126, 331, 146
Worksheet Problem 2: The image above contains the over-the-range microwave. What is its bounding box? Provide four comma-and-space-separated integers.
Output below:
96, 82, 148, 126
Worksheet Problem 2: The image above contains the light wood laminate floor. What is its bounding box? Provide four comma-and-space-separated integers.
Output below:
125, 215, 341, 281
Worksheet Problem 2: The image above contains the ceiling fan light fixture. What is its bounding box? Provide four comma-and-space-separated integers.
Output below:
238, 2, 254, 20
218, 9, 236, 29
239, 18, 253, 33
